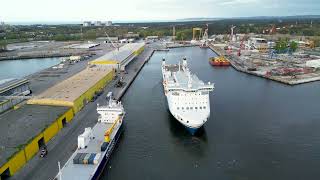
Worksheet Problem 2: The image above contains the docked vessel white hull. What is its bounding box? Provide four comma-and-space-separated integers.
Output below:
166, 93, 211, 134
161, 57, 214, 135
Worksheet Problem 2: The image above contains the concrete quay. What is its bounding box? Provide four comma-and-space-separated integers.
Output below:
209, 45, 320, 85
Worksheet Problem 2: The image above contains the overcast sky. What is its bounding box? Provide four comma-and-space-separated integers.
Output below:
1, 0, 319, 22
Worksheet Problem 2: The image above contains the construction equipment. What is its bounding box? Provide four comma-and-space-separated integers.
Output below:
230, 25, 236, 42
200, 24, 209, 48
237, 35, 246, 56
105, 32, 119, 50
192, 28, 202, 40
172, 26, 176, 41
269, 24, 276, 34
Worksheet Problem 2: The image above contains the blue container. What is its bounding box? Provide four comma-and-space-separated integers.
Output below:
88, 153, 96, 164
100, 142, 109, 151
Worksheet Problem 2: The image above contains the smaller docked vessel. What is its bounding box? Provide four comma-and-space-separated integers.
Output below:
209, 56, 230, 66
55, 92, 125, 180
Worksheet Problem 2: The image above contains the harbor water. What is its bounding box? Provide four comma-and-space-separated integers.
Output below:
0, 57, 61, 80
102, 47, 320, 180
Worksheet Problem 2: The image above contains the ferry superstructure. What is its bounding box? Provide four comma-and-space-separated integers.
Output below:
162, 57, 214, 134
55, 92, 125, 180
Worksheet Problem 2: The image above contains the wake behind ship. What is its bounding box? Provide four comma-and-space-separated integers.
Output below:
162, 57, 214, 135
55, 92, 125, 180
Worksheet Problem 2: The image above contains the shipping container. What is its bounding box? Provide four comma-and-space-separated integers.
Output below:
88, 153, 96, 164
83, 153, 91, 164
78, 153, 88, 164
93, 153, 101, 165
73, 153, 84, 164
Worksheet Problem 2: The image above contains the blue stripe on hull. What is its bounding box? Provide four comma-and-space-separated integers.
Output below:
91, 123, 124, 180
185, 126, 198, 135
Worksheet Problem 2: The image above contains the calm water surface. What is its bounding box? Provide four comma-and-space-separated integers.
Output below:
102, 47, 320, 180
0, 57, 61, 80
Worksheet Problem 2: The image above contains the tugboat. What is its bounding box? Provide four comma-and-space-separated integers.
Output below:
209, 56, 230, 66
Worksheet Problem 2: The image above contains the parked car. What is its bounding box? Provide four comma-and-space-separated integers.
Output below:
39, 147, 48, 158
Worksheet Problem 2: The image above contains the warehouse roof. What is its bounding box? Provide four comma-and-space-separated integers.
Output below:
0, 104, 71, 167
29, 65, 112, 102
90, 42, 145, 64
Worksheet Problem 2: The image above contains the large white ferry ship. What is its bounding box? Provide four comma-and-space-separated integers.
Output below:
162, 57, 214, 134
55, 92, 125, 180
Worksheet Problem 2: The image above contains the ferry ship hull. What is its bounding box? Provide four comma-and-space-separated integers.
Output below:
162, 58, 214, 135
166, 97, 208, 135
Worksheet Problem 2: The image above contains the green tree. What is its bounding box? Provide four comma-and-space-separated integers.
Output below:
176, 32, 186, 40
0, 40, 7, 51
275, 39, 288, 52
289, 41, 298, 52
53, 34, 67, 41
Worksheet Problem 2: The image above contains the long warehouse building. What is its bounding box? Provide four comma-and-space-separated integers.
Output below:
0, 105, 73, 179
27, 65, 114, 113
89, 42, 145, 70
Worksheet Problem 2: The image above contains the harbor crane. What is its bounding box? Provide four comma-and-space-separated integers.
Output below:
230, 25, 236, 42
200, 24, 209, 48
172, 26, 176, 41
192, 28, 203, 41
105, 32, 119, 51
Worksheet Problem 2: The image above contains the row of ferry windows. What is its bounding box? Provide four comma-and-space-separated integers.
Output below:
171, 92, 209, 95
177, 106, 206, 110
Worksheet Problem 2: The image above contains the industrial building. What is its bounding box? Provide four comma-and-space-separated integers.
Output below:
89, 42, 145, 71
105, 21, 112, 26
0, 104, 73, 179
124, 32, 140, 39
94, 21, 102, 26
96, 37, 119, 43
27, 66, 114, 113
82, 21, 91, 27
83, 21, 112, 27
146, 36, 159, 40
0, 79, 31, 114
247, 37, 268, 51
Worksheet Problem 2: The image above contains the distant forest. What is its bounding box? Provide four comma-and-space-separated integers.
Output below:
0, 17, 320, 48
